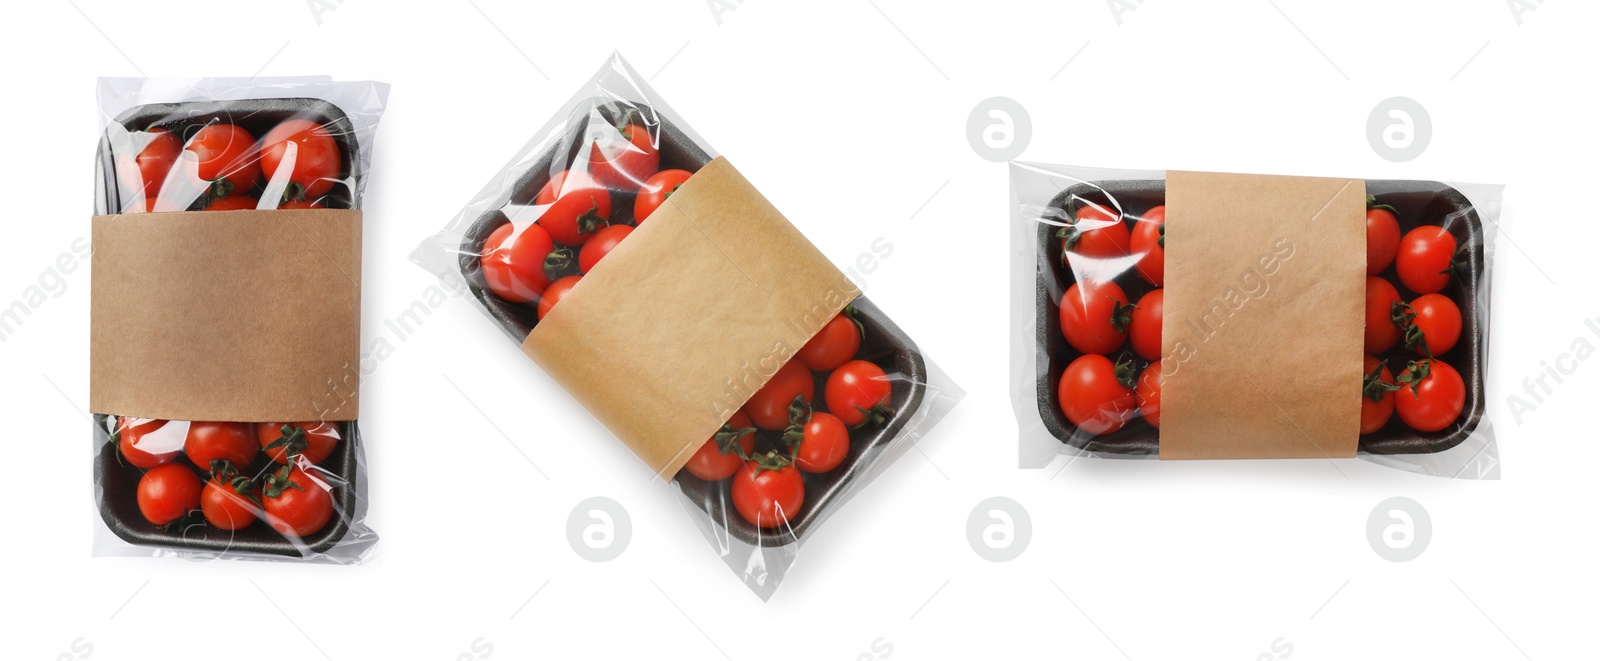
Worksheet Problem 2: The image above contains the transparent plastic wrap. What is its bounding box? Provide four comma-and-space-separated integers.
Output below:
412, 54, 961, 598
1010, 162, 1499, 478
91, 77, 388, 562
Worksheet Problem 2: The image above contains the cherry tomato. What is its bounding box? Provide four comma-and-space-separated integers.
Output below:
731, 455, 804, 528
117, 417, 178, 468
1059, 279, 1133, 355
1058, 353, 1137, 435
683, 409, 756, 481
1396, 226, 1457, 294
1136, 360, 1163, 429
480, 222, 557, 304
578, 224, 632, 274
185, 123, 260, 197
635, 169, 694, 222
796, 310, 862, 372
1129, 288, 1163, 361
1366, 197, 1401, 275
1397, 293, 1461, 357
259, 118, 342, 201
1360, 356, 1398, 435
746, 358, 814, 431
201, 470, 260, 531
205, 195, 260, 211
534, 171, 613, 246
825, 360, 892, 427
586, 119, 659, 191
1058, 202, 1130, 264
256, 422, 340, 465
792, 411, 849, 473
1394, 359, 1466, 432
1364, 276, 1402, 354
185, 422, 257, 468
536, 275, 582, 321
1130, 205, 1165, 286
262, 467, 334, 537
135, 129, 182, 203
137, 463, 202, 526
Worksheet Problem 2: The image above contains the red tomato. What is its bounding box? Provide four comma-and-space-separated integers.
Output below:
259, 118, 342, 201
201, 472, 260, 531
135, 128, 182, 203
1396, 226, 1457, 294
185, 422, 257, 469
185, 123, 260, 197
578, 224, 632, 273
1366, 197, 1401, 275
1059, 280, 1132, 355
731, 455, 804, 528
262, 467, 334, 537
586, 119, 659, 191
683, 409, 756, 481
1058, 203, 1130, 264
791, 411, 849, 473
635, 169, 694, 222
256, 422, 340, 465
535, 171, 613, 246
536, 275, 582, 320
1129, 288, 1163, 361
825, 360, 893, 427
1394, 359, 1465, 432
1364, 276, 1402, 354
746, 358, 815, 431
1058, 353, 1136, 435
205, 195, 260, 211
1130, 205, 1165, 286
1397, 293, 1461, 357
796, 310, 863, 372
117, 417, 178, 468
1136, 360, 1162, 429
137, 464, 202, 526
480, 222, 557, 303
1360, 356, 1399, 435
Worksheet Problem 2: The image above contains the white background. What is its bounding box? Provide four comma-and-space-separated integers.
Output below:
1, 0, 1594, 658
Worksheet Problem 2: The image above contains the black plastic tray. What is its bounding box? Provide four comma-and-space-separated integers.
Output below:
92, 421, 359, 556
1034, 179, 1487, 456
458, 102, 928, 546
92, 98, 364, 554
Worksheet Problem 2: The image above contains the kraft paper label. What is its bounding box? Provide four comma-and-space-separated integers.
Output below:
523, 157, 859, 479
1159, 171, 1364, 460
91, 209, 362, 422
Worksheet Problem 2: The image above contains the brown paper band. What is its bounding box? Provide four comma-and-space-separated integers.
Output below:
523, 157, 859, 479
90, 209, 362, 422
1159, 171, 1364, 459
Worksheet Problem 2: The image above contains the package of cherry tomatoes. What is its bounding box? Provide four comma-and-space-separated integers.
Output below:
89, 77, 387, 562
1010, 162, 1501, 478
412, 53, 962, 598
